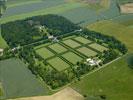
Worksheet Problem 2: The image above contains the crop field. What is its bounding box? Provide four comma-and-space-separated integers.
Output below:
89, 43, 108, 52
62, 52, 83, 65
74, 36, 92, 44
63, 39, 81, 48
36, 47, 54, 59
48, 43, 67, 54
77, 47, 97, 57
0, 0, 120, 26
48, 57, 70, 71
0, 58, 49, 99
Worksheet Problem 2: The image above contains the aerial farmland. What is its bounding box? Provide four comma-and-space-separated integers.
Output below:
0, 0, 133, 100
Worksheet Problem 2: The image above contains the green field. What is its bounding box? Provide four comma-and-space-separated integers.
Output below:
63, 39, 81, 48
74, 36, 92, 44
49, 43, 67, 54
48, 57, 70, 71
77, 47, 97, 57
36, 47, 54, 59
89, 43, 108, 52
0, 58, 50, 99
88, 20, 133, 52
62, 52, 83, 65
71, 55, 133, 100
0, 28, 8, 49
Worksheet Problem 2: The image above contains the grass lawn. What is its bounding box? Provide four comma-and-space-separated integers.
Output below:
77, 47, 97, 57
88, 43, 108, 52
0, 58, 50, 99
0, 29, 8, 49
63, 39, 81, 48
74, 36, 92, 44
49, 43, 67, 54
88, 20, 133, 52
71, 55, 133, 100
62, 52, 83, 65
36, 47, 54, 59
47, 57, 70, 71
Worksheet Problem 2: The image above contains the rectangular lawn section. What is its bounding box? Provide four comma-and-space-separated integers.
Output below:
77, 47, 97, 57
62, 52, 83, 65
63, 39, 81, 48
47, 57, 70, 71
36, 47, 54, 59
48, 43, 67, 54
0, 58, 49, 99
88, 43, 108, 52
74, 36, 92, 44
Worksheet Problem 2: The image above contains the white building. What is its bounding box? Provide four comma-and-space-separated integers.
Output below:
0, 48, 4, 56
86, 58, 102, 66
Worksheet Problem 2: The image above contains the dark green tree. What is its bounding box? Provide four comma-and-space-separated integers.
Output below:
127, 54, 133, 69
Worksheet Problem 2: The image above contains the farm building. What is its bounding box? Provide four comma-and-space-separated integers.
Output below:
86, 58, 102, 66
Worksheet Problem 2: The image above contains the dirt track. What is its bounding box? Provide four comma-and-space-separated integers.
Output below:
10, 87, 84, 100
120, 3, 133, 13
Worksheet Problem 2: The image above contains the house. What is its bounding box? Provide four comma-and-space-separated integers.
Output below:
48, 35, 54, 39
86, 58, 102, 66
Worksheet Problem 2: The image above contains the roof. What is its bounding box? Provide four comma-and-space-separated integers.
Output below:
0, 48, 4, 52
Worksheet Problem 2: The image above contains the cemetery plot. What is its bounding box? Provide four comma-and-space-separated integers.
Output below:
48, 43, 67, 54
88, 43, 108, 52
63, 39, 81, 48
47, 57, 70, 71
62, 52, 83, 65
74, 36, 92, 44
36, 47, 54, 59
77, 47, 97, 57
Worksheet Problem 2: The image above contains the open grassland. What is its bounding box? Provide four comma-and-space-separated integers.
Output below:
77, 47, 97, 57
71, 55, 133, 100
49, 43, 67, 54
63, 39, 81, 48
62, 52, 83, 65
88, 20, 133, 52
47, 57, 70, 71
36, 48, 54, 59
89, 43, 108, 52
0, 58, 50, 99
74, 36, 92, 44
